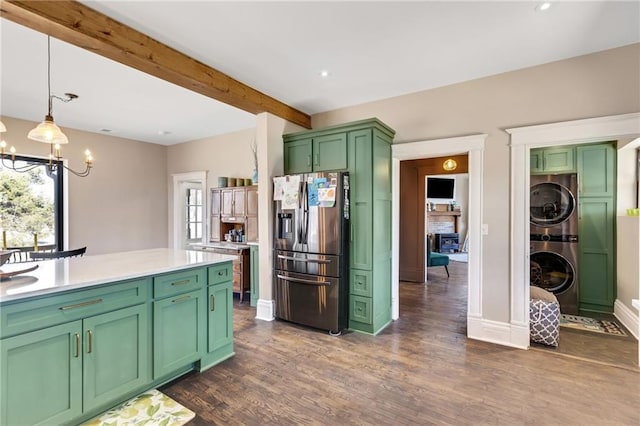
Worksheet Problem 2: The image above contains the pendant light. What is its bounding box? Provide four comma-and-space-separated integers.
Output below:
1, 36, 93, 177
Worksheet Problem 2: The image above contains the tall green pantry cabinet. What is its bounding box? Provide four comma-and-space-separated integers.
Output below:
283, 118, 395, 335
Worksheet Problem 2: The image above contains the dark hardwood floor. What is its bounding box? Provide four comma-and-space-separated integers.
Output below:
163, 261, 639, 425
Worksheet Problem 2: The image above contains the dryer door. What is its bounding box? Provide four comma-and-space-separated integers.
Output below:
530, 182, 576, 227
530, 251, 575, 294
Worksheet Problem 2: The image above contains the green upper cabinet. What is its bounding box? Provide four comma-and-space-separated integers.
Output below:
348, 129, 374, 271
283, 133, 347, 174
577, 142, 616, 197
530, 147, 576, 174
284, 138, 313, 174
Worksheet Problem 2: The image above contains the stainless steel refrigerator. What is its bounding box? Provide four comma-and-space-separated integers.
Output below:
273, 172, 349, 334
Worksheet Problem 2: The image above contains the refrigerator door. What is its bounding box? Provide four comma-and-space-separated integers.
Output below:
275, 172, 347, 255
274, 250, 342, 278
274, 270, 342, 332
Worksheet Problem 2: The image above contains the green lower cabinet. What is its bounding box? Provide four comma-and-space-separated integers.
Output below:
578, 197, 616, 313
207, 282, 233, 352
249, 245, 259, 307
1, 321, 83, 426
349, 295, 373, 325
83, 304, 151, 412
153, 289, 206, 379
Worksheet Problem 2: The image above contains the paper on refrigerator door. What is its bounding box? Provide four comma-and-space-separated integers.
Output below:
281, 175, 301, 209
273, 176, 286, 200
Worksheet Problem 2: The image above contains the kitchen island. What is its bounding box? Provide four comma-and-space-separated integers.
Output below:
0, 248, 235, 426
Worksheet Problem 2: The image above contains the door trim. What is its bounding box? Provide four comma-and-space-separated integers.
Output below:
392, 134, 486, 334
171, 171, 208, 250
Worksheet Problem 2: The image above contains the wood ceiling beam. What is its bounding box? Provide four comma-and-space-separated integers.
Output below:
0, 0, 311, 129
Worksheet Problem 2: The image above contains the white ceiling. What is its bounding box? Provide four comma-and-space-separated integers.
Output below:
1, 1, 639, 145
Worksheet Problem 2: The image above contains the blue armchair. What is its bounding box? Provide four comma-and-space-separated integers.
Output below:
427, 241, 450, 277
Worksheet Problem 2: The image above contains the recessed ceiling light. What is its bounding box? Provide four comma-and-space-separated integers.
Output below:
535, 2, 551, 12
320, 70, 330, 78
158, 130, 172, 136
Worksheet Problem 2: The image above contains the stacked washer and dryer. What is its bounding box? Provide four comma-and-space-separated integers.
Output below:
530, 173, 579, 315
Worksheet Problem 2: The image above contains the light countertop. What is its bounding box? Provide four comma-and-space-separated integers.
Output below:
633, 299, 640, 311
191, 242, 251, 250
0, 248, 235, 303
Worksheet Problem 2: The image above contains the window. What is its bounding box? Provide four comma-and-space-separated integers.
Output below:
185, 187, 202, 242
0, 155, 63, 251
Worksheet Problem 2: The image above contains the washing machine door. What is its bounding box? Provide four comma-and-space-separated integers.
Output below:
530, 182, 576, 227
530, 251, 575, 294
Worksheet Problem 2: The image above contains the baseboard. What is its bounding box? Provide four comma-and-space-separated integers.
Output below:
467, 315, 529, 349
255, 298, 275, 321
614, 299, 639, 340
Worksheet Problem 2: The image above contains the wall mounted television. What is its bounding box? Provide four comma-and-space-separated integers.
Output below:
426, 177, 455, 201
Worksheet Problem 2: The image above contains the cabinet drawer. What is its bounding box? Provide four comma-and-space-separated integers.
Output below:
349, 295, 373, 325
153, 268, 205, 299
208, 262, 232, 285
0, 279, 149, 339
350, 269, 372, 297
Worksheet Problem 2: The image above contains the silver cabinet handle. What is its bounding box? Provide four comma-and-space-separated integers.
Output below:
277, 254, 330, 264
276, 274, 330, 286
59, 298, 103, 311
210, 295, 215, 311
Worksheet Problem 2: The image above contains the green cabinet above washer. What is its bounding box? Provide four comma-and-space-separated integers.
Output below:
531, 147, 576, 174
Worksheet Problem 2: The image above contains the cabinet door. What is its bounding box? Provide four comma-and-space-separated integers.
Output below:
207, 282, 233, 353
250, 245, 260, 307
245, 215, 258, 243
578, 197, 615, 312
211, 189, 221, 216
530, 149, 543, 173
246, 186, 258, 217
313, 133, 348, 171
577, 142, 616, 197
233, 188, 246, 216
153, 289, 205, 379
210, 216, 221, 242
543, 147, 575, 173
284, 139, 313, 174
221, 189, 234, 216
1, 321, 82, 426
348, 129, 373, 270
83, 304, 150, 411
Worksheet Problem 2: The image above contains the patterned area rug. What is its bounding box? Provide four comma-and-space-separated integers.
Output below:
82, 389, 195, 426
560, 314, 627, 336
447, 252, 468, 263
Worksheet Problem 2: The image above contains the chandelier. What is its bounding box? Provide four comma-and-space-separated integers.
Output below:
0, 36, 93, 177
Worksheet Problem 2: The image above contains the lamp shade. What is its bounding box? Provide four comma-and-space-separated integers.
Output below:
0, 120, 6, 132
27, 115, 69, 144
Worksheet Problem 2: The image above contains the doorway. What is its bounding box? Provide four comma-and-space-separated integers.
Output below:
391, 134, 485, 339
171, 171, 207, 250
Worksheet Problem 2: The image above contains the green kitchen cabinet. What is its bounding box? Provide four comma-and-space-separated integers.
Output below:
153, 288, 206, 379
0, 304, 150, 425
283, 118, 395, 335
207, 281, 233, 353
530, 147, 576, 174
283, 133, 348, 174
250, 244, 260, 307
1, 321, 82, 426
83, 304, 150, 412
577, 142, 616, 313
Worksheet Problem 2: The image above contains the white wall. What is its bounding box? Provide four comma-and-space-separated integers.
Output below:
1, 116, 168, 255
